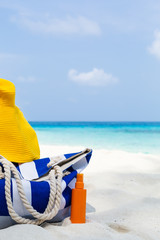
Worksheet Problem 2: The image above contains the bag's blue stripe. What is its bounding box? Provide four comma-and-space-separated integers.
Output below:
34, 158, 50, 177
31, 181, 50, 214
0, 179, 13, 216
63, 170, 77, 185
16, 165, 20, 173
86, 150, 92, 163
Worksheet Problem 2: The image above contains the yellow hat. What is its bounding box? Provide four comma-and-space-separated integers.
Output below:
0, 79, 40, 163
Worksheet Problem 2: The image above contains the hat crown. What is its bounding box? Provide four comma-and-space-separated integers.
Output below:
0, 79, 15, 106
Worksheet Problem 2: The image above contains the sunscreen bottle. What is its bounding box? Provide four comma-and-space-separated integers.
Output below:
70, 173, 86, 223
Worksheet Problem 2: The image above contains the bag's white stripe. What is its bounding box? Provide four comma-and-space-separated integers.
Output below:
60, 195, 66, 210
68, 178, 76, 189
60, 180, 66, 209
72, 157, 88, 172
61, 180, 66, 192
19, 161, 39, 180
12, 179, 31, 216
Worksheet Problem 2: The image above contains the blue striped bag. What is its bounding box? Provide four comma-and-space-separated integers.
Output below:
0, 148, 92, 229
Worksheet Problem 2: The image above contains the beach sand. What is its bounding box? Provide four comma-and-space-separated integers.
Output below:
1, 145, 160, 240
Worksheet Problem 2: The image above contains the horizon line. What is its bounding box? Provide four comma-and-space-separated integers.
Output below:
29, 120, 160, 123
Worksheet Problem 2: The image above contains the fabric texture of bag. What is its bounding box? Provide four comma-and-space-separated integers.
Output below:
0, 148, 92, 229
0, 79, 40, 163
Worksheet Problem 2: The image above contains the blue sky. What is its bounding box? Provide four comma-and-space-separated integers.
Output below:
1, 0, 160, 121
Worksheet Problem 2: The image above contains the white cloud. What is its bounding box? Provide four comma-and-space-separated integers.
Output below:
68, 68, 118, 86
148, 30, 160, 59
17, 76, 36, 83
11, 14, 101, 36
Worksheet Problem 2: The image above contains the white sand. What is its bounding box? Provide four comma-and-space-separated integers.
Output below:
1, 145, 160, 240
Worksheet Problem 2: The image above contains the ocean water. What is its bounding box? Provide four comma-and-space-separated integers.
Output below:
30, 122, 160, 154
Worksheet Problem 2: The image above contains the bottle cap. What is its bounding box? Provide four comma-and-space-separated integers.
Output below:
75, 173, 84, 189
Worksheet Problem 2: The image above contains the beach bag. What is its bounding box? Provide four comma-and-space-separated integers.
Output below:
0, 148, 92, 229
0, 79, 40, 163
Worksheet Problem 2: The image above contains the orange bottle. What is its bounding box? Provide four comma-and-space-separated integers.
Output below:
70, 173, 86, 223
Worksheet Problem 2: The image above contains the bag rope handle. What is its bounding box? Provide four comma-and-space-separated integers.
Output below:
0, 156, 62, 225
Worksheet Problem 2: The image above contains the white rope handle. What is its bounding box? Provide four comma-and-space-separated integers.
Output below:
0, 156, 62, 225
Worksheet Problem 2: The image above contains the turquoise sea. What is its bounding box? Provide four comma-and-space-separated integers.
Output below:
30, 122, 160, 155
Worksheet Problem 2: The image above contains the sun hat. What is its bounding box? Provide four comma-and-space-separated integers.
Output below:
0, 78, 40, 163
